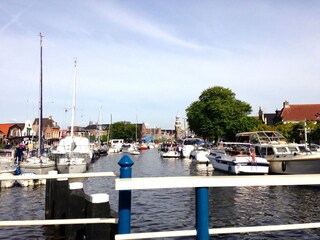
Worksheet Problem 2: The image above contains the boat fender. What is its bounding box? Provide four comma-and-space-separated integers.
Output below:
281, 161, 286, 172
15, 166, 21, 175
228, 165, 232, 174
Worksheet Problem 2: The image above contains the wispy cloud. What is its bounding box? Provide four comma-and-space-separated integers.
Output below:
0, 3, 33, 34
93, 2, 210, 51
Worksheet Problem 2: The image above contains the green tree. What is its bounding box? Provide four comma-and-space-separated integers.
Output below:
100, 135, 109, 143
310, 122, 320, 144
110, 121, 136, 141
186, 86, 256, 142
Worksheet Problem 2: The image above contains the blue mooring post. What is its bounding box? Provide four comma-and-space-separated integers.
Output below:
118, 155, 134, 234
196, 187, 209, 240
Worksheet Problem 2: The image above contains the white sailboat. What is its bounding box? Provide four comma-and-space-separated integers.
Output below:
19, 33, 56, 183
53, 59, 91, 174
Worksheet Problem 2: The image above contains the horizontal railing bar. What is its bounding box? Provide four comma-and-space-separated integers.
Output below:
0, 172, 117, 181
210, 222, 320, 234
0, 218, 118, 227
115, 229, 197, 239
115, 174, 320, 190
115, 222, 320, 239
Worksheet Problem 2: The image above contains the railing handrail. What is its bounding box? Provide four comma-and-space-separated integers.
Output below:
115, 174, 320, 190
0, 218, 117, 227
115, 222, 320, 240
0, 171, 117, 181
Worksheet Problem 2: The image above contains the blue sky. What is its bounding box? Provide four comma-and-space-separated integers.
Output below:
1, 1, 320, 129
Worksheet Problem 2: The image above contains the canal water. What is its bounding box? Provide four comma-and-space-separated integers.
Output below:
1, 148, 320, 239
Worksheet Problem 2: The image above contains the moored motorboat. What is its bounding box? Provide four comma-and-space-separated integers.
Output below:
0, 149, 17, 188
208, 143, 269, 175
108, 139, 123, 154
122, 143, 141, 155
236, 131, 320, 174
181, 137, 202, 158
189, 143, 211, 164
159, 143, 181, 158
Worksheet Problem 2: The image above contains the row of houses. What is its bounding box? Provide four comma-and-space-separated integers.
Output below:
0, 116, 176, 147
258, 101, 320, 125
1, 101, 320, 147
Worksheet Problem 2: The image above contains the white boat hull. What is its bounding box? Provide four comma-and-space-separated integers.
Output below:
208, 152, 269, 175
0, 159, 17, 188
160, 151, 181, 158
19, 157, 56, 175
55, 154, 87, 174
56, 162, 87, 174
190, 150, 210, 164
129, 151, 141, 155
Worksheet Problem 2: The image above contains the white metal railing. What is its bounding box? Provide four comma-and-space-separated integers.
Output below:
115, 174, 320, 240
2, 173, 320, 239
0, 172, 118, 227
0, 172, 116, 181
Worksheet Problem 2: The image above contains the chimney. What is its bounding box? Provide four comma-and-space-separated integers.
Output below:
283, 100, 289, 108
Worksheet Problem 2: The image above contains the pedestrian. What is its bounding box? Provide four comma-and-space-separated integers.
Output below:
15, 143, 25, 163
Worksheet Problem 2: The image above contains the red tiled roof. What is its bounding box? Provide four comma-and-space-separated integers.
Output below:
281, 104, 320, 122
0, 124, 15, 135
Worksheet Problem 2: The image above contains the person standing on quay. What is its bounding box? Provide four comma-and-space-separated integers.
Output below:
15, 143, 25, 163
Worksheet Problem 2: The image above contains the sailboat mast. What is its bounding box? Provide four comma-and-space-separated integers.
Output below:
70, 58, 77, 138
98, 106, 102, 146
135, 111, 138, 142
38, 32, 44, 157
107, 114, 112, 144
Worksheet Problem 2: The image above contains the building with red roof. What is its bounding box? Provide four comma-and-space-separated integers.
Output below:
277, 101, 320, 123
0, 123, 23, 145
259, 101, 320, 125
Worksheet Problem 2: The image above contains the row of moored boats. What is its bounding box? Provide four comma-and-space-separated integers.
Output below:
158, 131, 320, 176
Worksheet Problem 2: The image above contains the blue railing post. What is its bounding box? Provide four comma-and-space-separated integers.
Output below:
118, 155, 134, 234
195, 187, 209, 240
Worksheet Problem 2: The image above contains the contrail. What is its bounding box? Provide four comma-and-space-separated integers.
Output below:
0, 3, 33, 34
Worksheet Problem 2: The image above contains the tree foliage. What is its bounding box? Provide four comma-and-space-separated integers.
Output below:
274, 121, 320, 143
109, 121, 136, 141
186, 86, 260, 142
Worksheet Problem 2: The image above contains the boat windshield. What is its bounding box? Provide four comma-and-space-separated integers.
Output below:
183, 138, 200, 145
236, 131, 287, 144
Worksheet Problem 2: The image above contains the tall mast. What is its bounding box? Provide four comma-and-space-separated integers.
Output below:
107, 114, 112, 144
38, 32, 44, 157
135, 110, 138, 142
70, 58, 77, 138
98, 106, 102, 146
304, 119, 308, 149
